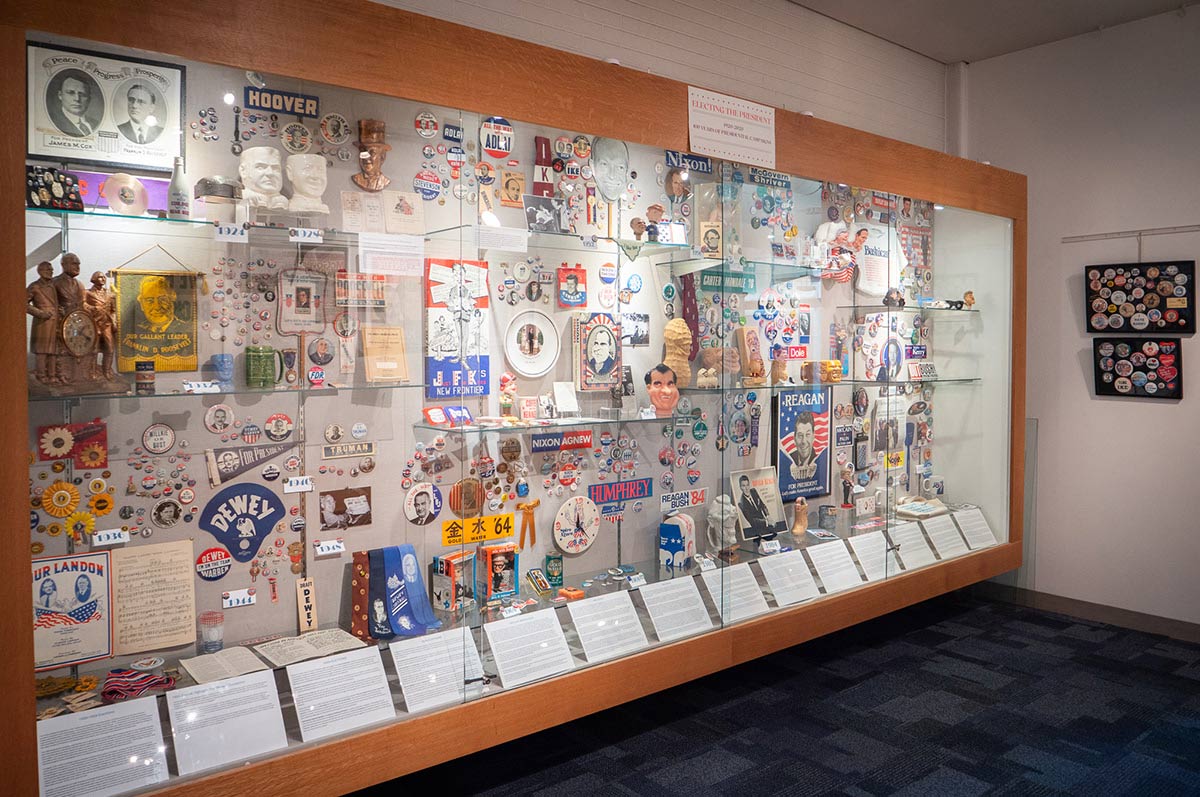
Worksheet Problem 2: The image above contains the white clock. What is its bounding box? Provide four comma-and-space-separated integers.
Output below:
553, 496, 600, 554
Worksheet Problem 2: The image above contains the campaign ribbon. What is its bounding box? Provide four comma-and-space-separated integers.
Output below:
382, 545, 424, 636
397, 543, 441, 630
367, 548, 395, 640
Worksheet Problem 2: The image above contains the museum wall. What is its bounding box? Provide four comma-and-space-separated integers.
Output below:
966, 9, 1200, 624
373, 0, 949, 152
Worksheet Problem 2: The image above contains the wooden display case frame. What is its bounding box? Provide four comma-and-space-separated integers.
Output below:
0, 3, 1026, 794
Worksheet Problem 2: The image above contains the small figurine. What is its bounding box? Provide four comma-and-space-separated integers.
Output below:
883, 287, 906, 307
840, 465, 854, 507
790, 497, 809, 536
735, 326, 766, 386
629, 217, 646, 241
770, 352, 788, 385
706, 494, 740, 561
645, 203, 665, 242
26, 261, 58, 385
963, 290, 976, 309
499, 371, 517, 416
52, 253, 86, 384
83, 271, 116, 382
695, 367, 718, 389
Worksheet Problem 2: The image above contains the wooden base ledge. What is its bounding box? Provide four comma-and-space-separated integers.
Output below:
148, 542, 1020, 797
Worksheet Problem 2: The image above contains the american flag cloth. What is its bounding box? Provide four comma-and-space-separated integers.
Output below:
34, 601, 101, 629
779, 422, 830, 461
102, 669, 175, 702
822, 247, 856, 284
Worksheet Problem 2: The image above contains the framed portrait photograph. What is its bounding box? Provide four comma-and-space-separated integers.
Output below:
27, 41, 185, 172
731, 466, 787, 540
277, 268, 329, 335
113, 270, 198, 372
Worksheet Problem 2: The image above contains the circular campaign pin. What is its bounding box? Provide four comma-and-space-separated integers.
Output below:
413, 169, 441, 200
480, 116, 513, 159
414, 110, 439, 138
196, 547, 232, 581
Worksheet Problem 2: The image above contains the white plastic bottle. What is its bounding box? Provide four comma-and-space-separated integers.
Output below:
168, 156, 190, 219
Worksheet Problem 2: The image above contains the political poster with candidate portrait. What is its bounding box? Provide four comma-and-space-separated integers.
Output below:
27, 42, 184, 172
425, 258, 490, 400
113, 270, 198, 372
775, 387, 830, 501
33, 552, 112, 671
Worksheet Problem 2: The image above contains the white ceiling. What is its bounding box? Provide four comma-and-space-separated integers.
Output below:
792, 0, 1185, 63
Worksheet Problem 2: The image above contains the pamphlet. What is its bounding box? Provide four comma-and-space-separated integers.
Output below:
253, 627, 364, 668
180, 645, 268, 684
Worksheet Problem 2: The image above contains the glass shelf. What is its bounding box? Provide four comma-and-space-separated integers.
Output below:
839, 304, 980, 315
670, 258, 821, 284
423, 224, 695, 260
413, 414, 665, 434
26, 206, 216, 226
28, 381, 428, 403
680, 377, 981, 393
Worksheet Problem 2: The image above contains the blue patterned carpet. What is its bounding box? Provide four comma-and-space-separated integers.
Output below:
365, 592, 1200, 795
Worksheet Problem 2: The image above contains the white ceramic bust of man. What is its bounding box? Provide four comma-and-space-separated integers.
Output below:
286, 153, 329, 214
238, 146, 288, 210
706, 494, 739, 553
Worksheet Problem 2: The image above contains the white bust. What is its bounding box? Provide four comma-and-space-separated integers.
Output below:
706, 494, 739, 553
238, 147, 288, 210
286, 154, 329, 214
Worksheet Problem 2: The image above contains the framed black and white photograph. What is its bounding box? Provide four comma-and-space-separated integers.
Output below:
27, 41, 185, 172
731, 465, 787, 540
318, 487, 373, 530
620, 312, 650, 346
523, 194, 567, 234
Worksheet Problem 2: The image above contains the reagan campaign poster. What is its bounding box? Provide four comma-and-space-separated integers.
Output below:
776, 387, 831, 501
33, 552, 113, 671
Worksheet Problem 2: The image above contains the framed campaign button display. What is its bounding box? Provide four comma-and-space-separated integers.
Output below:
1085, 261, 1194, 334
1092, 337, 1182, 399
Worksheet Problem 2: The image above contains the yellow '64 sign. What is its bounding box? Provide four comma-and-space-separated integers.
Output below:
441, 513, 515, 546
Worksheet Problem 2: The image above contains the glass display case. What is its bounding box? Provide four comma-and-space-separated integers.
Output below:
16, 22, 1022, 797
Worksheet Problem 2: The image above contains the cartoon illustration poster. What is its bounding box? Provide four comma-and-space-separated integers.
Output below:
776, 387, 831, 501
425, 258, 490, 400
33, 552, 112, 671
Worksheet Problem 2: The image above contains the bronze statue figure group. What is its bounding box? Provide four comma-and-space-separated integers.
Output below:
27, 252, 123, 393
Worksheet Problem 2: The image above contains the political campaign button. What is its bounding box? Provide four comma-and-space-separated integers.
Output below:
196, 547, 233, 581
413, 169, 441, 200
480, 116, 514, 159
554, 136, 573, 158
261, 464, 280, 481
572, 135, 591, 158
319, 112, 350, 144
352, 422, 368, 439
280, 122, 312, 154
142, 423, 176, 454
264, 413, 294, 441
414, 110, 439, 138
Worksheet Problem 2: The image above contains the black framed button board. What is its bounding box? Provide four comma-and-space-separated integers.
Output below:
1093, 337, 1182, 399
1085, 261, 1195, 334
